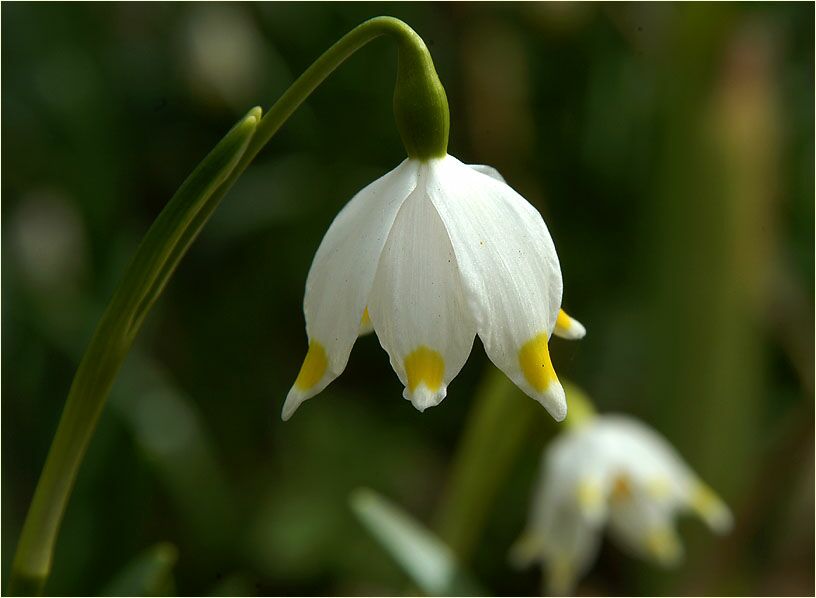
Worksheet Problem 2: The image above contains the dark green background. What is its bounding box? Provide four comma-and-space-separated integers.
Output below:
3, 2, 813, 595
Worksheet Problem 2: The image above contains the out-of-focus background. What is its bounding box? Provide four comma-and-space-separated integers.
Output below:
2, 3, 813, 596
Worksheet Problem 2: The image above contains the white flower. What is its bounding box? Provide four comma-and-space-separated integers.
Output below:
512, 414, 733, 595
282, 154, 585, 421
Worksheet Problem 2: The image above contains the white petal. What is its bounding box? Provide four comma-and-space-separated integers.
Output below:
282, 160, 420, 420
468, 163, 506, 183
512, 432, 603, 588
598, 416, 702, 497
553, 309, 587, 340
368, 168, 477, 412
608, 489, 684, 567
513, 449, 601, 593
428, 156, 565, 419
539, 505, 600, 594
547, 424, 615, 523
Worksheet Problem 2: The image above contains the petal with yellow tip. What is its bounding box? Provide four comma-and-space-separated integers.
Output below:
368, 180, 476, 413
403, 346, 446, 411
282, 341, 329, 421
517, 333, 567, 420
553, 309, 587, 340
284, 160, 420, 420
608, 489, 683, 566
358, 307, 374, 336
426, 156, 564, 419
689, 481, 733, 533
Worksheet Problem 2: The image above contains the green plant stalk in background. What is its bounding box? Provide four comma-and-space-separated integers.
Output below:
434, 369, 543, 561
101, 542, 179, 596
9, 16, 449, 594
351, 489, 484, 596
433, 370, 593, 563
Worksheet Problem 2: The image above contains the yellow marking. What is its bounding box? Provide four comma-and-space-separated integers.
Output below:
689, 482, 732, 531
691, 483, 720, 516
554, 308, 586, 340
556, 309, 572, 332
647, 478, 672, 499
548, 556, 575, 596
294, 341, 328, 390
360, 307, 371, 327
646, 527, 681, 564
518, 333, 558, 392
577, 480, 603, 510
404, 346, 444, 392
611, 474, 633, 502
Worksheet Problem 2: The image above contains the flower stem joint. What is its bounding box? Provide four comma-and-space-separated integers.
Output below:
392, 33, 450, 160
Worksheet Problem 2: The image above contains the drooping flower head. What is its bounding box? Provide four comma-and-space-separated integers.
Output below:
282, 155, 585, 421
512, 410, 733, 594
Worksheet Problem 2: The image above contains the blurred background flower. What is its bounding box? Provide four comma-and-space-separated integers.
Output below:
2, 3, 813, 595
511, 403, 732, 595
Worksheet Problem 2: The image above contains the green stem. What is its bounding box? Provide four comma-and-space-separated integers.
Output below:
433, 368, 546, 561
243, 15, 448, 166
433, 372, 594, 562
560, 380, 597, 431
9, 17, 446, 594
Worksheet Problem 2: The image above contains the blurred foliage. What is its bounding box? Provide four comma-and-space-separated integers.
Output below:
2, 2, 813, 596
350, 488, 484, 596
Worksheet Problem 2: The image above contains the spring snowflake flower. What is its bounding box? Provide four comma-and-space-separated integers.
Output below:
512, 414, 733, 594
282, 155, 585, 421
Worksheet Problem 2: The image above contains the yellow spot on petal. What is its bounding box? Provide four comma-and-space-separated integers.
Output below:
548, 556, 576, 595
556, 309, 572, 331
577, 480, 603, 510
294, 341, 328, 390
404, 346, 444, 392
518, 332, 558, 392
647, 478, 672, 500
690, 482, 732, 532
646, 527, 681, 565
691, 483, 718, 512
554, 309, 586, 340
611, 474, 633, 503
360, 307, 371, 327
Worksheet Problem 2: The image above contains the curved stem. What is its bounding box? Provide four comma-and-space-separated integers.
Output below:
246, 16, 446, 162
9, 16, 443, 594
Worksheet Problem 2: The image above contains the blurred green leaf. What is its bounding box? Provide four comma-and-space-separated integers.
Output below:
112, 353, 237, 555
350, 488, 484, 596
101, 542, 177, 596
208, 572, 257, 597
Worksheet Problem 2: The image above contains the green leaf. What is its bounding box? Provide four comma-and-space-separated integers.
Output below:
350, 488, 485, 596
8, 107, 260, 596
101, 542, 178, 596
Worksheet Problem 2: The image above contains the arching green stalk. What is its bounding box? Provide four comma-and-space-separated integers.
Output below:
9, 17, 449, 594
